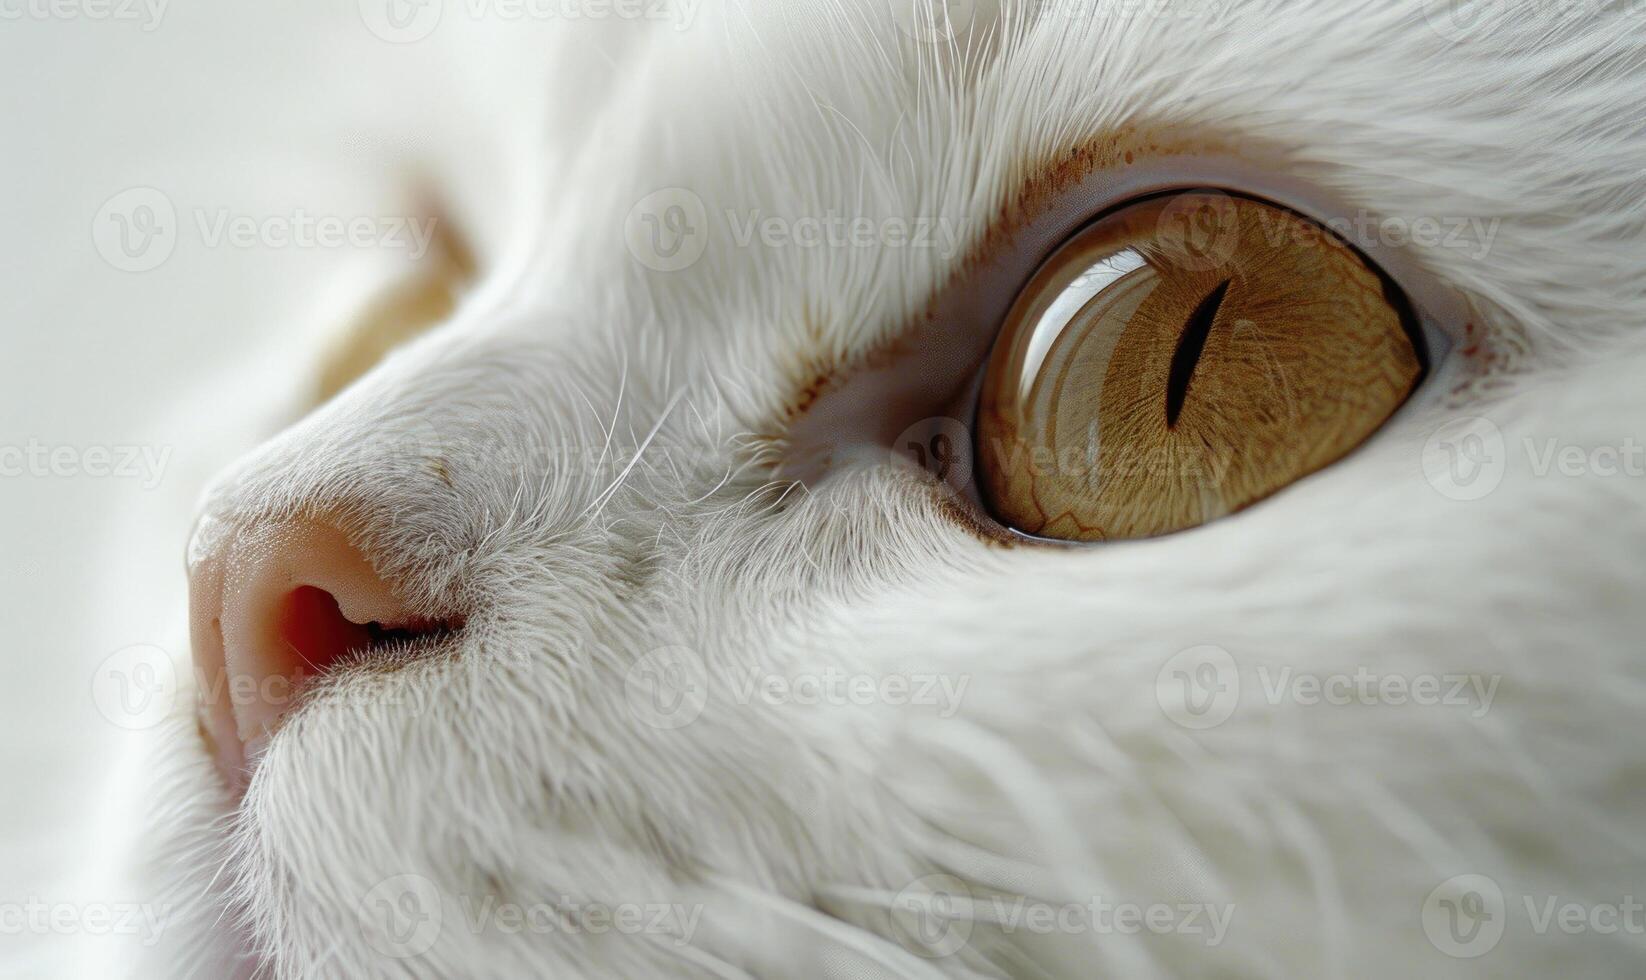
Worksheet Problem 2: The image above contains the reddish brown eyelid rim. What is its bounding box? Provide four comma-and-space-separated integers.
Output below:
769, 126, 1431, 440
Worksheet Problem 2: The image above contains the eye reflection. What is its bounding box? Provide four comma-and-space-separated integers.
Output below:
976, 191, 1426, 542
1013, 249, 1149, 400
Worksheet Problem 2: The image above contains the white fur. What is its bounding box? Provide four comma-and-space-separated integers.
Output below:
96, 1, 1646, 976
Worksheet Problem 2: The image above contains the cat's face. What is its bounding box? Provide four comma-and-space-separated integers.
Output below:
119, 1, 1646, 977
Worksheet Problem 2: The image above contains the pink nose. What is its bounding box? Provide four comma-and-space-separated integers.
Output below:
187, 516, 442, 792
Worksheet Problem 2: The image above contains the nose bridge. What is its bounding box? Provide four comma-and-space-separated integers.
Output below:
190, 324, 536, 572
367, 323, 751, 530
191, 324, 613, 560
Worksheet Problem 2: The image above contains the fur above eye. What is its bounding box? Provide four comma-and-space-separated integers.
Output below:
975, 191, 1428, 541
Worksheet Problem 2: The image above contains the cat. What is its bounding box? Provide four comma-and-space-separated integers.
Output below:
93, 0, 1646, 976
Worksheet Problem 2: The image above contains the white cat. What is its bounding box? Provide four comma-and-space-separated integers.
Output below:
96, 0, 1646, 976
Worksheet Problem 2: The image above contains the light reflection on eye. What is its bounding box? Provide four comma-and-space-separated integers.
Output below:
1013, 251, 1149, 397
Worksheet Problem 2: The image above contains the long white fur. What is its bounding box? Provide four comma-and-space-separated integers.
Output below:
95, 0, 1646, 976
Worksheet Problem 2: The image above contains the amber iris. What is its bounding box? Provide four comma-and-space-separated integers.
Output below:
976, 191, 1425, 541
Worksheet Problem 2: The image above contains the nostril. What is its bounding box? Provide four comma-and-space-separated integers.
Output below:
277, 584, 456, 675
278, 585, 376, 677
187, 517, 458, 793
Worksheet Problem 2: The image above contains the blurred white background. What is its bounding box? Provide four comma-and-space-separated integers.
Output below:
0, 3, 549, 971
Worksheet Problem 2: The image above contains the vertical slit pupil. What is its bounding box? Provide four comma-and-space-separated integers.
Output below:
1166, 278, 1232, 428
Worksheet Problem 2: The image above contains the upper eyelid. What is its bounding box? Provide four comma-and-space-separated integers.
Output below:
973, 167, 1466, 389
775, 139, 1474, 456
988, 150, 1472, 360
939, 135, 1474, 362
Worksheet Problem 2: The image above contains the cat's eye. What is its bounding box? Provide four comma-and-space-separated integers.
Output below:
975, 191, 1426, 541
